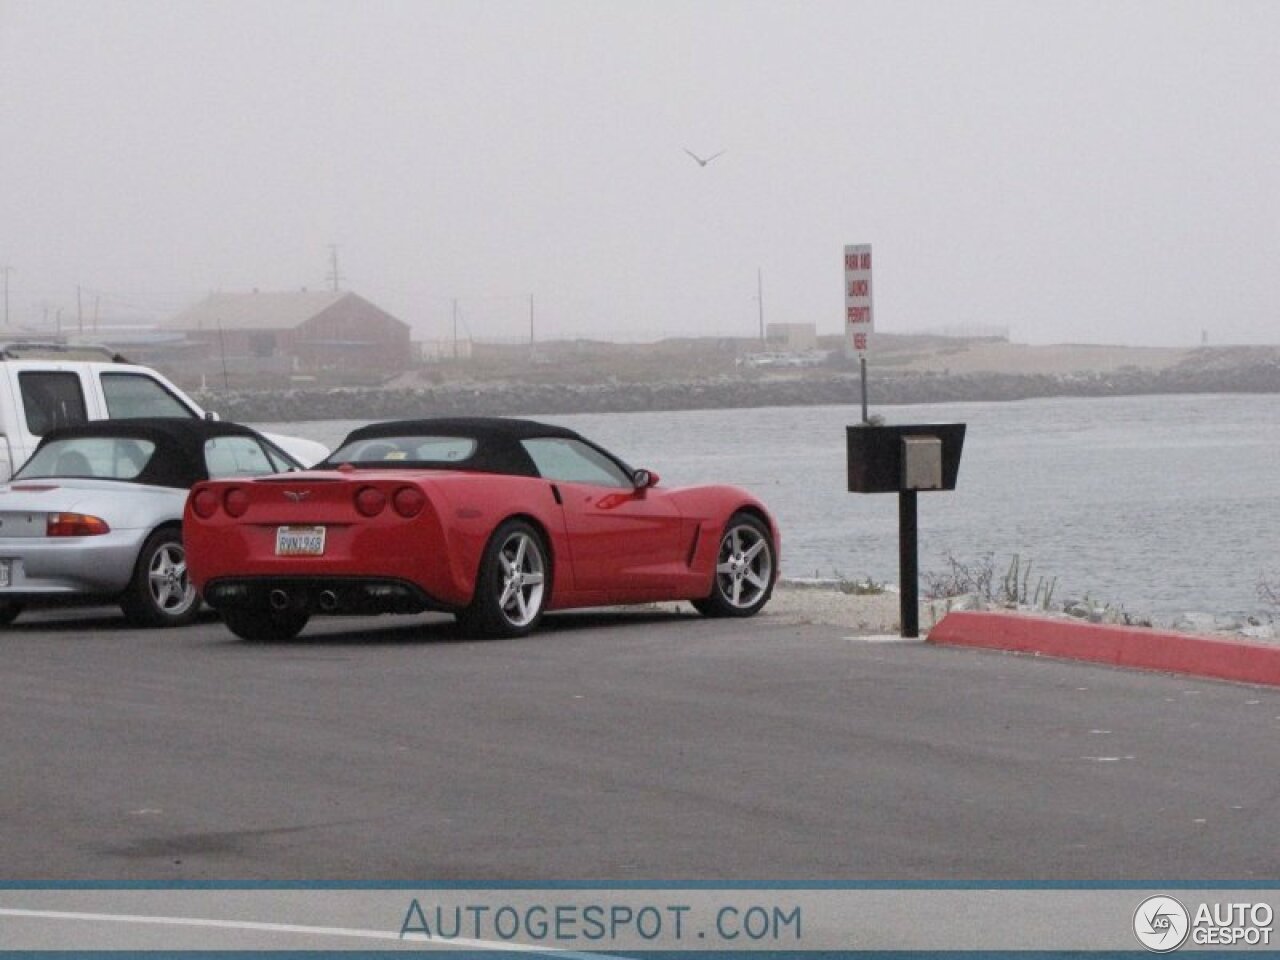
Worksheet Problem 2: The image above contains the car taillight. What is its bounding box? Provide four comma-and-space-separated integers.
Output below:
354, 485, 386, 517
47, 513, 110, 537
192, 488, 220, 518
392, 486, 425, 517
224, 488, 249, 518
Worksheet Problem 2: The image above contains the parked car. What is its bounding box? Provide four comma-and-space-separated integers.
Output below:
185, 417, 779, 641
0, 417, 303, 627
0, 339, 328, 479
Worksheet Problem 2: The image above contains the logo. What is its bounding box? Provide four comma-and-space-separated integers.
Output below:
1134, 895, 1190, 952
283, 490, 310, 502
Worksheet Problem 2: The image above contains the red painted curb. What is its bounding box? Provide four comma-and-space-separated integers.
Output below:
927, 610, 1280, 687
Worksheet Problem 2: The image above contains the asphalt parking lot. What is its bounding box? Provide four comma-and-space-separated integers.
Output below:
3, 604, 1279, 880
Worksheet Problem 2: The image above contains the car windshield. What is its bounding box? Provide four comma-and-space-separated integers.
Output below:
16, 437, 156, 480
326, 435, 478, 466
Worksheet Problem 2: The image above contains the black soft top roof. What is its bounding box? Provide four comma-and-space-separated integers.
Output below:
341, 417, 583, 443
323, 417, 616, 477
29, 417, 284, 488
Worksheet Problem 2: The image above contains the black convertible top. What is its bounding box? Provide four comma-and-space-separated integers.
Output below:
341, 417, 582, 443
322, 417, 617, 477
24, 417, 288, 488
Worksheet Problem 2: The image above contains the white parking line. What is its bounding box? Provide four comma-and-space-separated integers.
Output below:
0, 908, 625, 959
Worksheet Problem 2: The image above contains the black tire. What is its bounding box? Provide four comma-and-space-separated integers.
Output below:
120, 528, 201, 628
457, 519, 549, 638
222, 606, 310, 643
0, 602, 22, 626
693, 512, 776, 618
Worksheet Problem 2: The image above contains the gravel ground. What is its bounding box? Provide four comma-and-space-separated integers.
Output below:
642, 580, 1278, 641
761, 581, 920, 634
656, 581, 924, 636
752, 581, 1278, 642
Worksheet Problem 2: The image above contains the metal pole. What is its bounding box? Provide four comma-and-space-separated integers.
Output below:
898, 489, 919, 638
217, 320, 229, 390
860, 356, 869, 423
757, 267, 765, 343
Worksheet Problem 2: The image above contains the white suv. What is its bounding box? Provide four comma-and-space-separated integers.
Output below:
0, 342, 326, 479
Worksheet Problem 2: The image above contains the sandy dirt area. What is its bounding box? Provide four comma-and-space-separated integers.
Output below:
888, 341, 1192, 376
760, 582, 916, 633
657, 582, 931, 636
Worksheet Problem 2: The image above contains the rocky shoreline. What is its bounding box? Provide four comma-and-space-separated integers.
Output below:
196, 348, 1280, 422
768, 580, 1279, 642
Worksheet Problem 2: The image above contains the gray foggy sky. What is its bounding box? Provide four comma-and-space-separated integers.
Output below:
1, 0, 1276, 346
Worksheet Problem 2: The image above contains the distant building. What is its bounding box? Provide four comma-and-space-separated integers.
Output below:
165, 290, 412, 377
915, 322, 1010, 341
419, 337, 473, 361
765, 322, 818, 352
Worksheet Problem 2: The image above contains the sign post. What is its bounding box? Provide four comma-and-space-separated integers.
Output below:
843, 243, 967, 638
847, 425, 968, 637
844, 244, 873, 423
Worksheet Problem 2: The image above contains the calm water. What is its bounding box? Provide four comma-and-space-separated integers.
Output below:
257, 393, 1280, 619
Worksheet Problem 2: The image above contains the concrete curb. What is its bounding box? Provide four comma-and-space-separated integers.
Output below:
927, 610, 1280, 687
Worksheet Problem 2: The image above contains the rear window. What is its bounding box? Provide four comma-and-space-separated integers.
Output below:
16, 437, 156, 480
327, 435, 478, 466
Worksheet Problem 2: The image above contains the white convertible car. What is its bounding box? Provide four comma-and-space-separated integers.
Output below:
0, 417, 302, 627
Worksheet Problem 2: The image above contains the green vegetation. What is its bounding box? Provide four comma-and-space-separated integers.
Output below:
924, 551, 1055, 610
1260, 576, 1280, 608
1002, 554, 1056, 609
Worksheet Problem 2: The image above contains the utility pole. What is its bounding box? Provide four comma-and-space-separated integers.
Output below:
327, 244, 343, 292
452, 298, 458, 359
77, 285, 83, 334
529, 294, 535, 346
0, 266, 11, 327
757, 267, 765, 343
217, 319, 229, 390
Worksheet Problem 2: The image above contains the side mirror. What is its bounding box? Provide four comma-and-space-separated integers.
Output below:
632, 468, 660, 489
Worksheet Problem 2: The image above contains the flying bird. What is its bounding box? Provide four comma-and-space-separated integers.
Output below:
684, 147, 726, 167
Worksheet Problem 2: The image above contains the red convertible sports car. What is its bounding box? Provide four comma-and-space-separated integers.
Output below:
185, 417, 779, 641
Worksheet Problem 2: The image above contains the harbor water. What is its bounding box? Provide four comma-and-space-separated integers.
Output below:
257, 393, 1280, 620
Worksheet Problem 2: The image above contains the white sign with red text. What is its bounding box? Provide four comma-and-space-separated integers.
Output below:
844, 243, 873, 356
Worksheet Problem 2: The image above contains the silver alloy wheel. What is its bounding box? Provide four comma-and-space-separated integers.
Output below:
148, 541, 197, 617
496, 529, 546, 627
714, 522, 773, 610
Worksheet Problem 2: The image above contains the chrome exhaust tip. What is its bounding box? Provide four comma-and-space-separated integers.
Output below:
318, 590, 338, 612
268, 589, 290, 611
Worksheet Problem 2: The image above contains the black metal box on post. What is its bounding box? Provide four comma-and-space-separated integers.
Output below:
847, 423, 967, 637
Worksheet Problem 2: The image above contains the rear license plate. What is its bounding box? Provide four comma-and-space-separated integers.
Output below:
0, 559, 9, 588
275, 526, 326, 556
